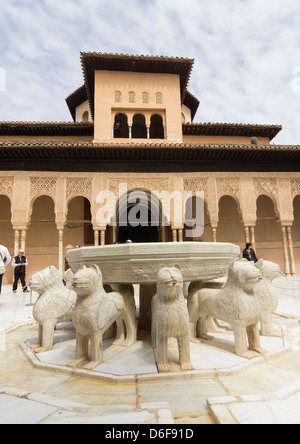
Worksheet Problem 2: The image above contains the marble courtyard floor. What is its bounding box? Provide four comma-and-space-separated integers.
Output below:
0, 276, 300, 424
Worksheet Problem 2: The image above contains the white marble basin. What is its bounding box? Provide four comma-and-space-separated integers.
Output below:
66, 242, 240, 284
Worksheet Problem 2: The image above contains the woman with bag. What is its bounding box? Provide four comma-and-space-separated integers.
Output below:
0, 244, 11, 295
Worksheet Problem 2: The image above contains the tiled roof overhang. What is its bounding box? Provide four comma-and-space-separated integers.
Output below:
183, 91, 200, 121
0, 122, 93, 137
65, 85, 88, 121
0, 141, 299, 173
80, 52, 195, 120
183, 123, 282, 141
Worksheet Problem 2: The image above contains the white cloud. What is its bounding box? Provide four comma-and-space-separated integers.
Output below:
0, 0, 299, 144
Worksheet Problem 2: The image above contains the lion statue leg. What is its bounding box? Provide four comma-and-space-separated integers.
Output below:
177, 334, 193, 371
247, 323, 267, 356
156, 334, 170, 373
83, 331, 104, 370
197, 314, 214, 341
68, 333, 89, 368
232, 323, 257, 359
31, 318, 58, 353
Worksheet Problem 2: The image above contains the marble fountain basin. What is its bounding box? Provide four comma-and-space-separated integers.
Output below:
66, 242, 240, 284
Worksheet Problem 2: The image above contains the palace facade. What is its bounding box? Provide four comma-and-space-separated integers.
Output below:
0, 52, 299, 284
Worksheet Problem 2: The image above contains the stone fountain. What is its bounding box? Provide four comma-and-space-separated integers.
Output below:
23, 241, 286, 381
66, 242, 240, 330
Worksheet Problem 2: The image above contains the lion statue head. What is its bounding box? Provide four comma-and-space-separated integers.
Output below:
228, 260, 262, 292
255, 258, 281, 281
157, 266, 183, 301
29, 266, 64, 294
72, 264, 103, 297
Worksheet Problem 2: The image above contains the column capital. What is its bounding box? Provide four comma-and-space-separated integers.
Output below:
12, 224, 29, 231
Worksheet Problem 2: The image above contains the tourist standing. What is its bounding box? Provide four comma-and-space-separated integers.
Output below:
11, 249, 30, 293
0, 244, 11, 295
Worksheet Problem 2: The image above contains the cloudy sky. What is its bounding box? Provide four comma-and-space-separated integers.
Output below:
0, 0, 300, 144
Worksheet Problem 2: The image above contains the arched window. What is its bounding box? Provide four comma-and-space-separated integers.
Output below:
142, 92, 149, 103
82, 111, 89, 123
129, 91, 136, 103
114, 113, 129, 138
156, 92, 163, 104
114, 91, 122, 103
150, 114, 164, 139
132, 114, 147, 139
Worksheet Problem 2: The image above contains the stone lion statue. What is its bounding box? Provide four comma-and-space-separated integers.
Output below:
29, 266, 77, 353
188, 260, 266, 359
188, 280, 225, 340
254, 258, 281, 336
68, 264, 137, 371
151, 266, 193, 373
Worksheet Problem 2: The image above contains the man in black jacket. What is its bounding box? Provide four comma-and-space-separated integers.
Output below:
243, 243, 258, 263
11, 250, 30, 293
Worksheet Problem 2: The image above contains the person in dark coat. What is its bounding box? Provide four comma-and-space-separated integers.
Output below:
243, 243, 258, 263
11, 249, 30, 293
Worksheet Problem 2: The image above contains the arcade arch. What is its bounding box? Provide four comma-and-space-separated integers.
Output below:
65, 196, 93, 247
0, 195, 14, 284
216, 195, 244, 247
255, 194, 283, 267
26, 195, 58, 273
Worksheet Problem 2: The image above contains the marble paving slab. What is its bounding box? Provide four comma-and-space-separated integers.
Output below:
0, 387, 174, 424
207, 379, 300, 425
32, 330, 285, 377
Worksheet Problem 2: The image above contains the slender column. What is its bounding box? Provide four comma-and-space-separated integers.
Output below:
250, 226, 256, 251
172, 229, 178, 243
129, 126, 132, 139
281, 226, 291, 276
94, 230, 99, 246
147, 126, 150, 139
178, 229, 183, 243
100, 229, 106, 246
212, 227, 217, 243
58, 228, 64, 274
20, 229, 27, 252
14, 230, 20, 256
287, 226, 296, 276
244, 226, 250, 244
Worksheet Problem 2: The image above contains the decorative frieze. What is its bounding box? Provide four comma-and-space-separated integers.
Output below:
30, 177, 57, 197
216, 178, 240, 198
290, 179, 300, 199
0, 176, 14, 197
66, 178, 93, 200
254, 178, 278, 197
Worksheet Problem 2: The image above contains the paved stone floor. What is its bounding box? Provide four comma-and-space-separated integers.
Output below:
0, 276, 300, 424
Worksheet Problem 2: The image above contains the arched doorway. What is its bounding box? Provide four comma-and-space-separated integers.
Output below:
150, 114, 164, 139
27, 195, 58, 276
0, 195, 14, 284
116, 189, 163, 243
292, 195, 300, 273
114, 113, 129, 138
132, 114, 147, 139
65, 196, 93, 247
217, 195, 244, 246
184, 196, 211, 241
255, 194, 283, 266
